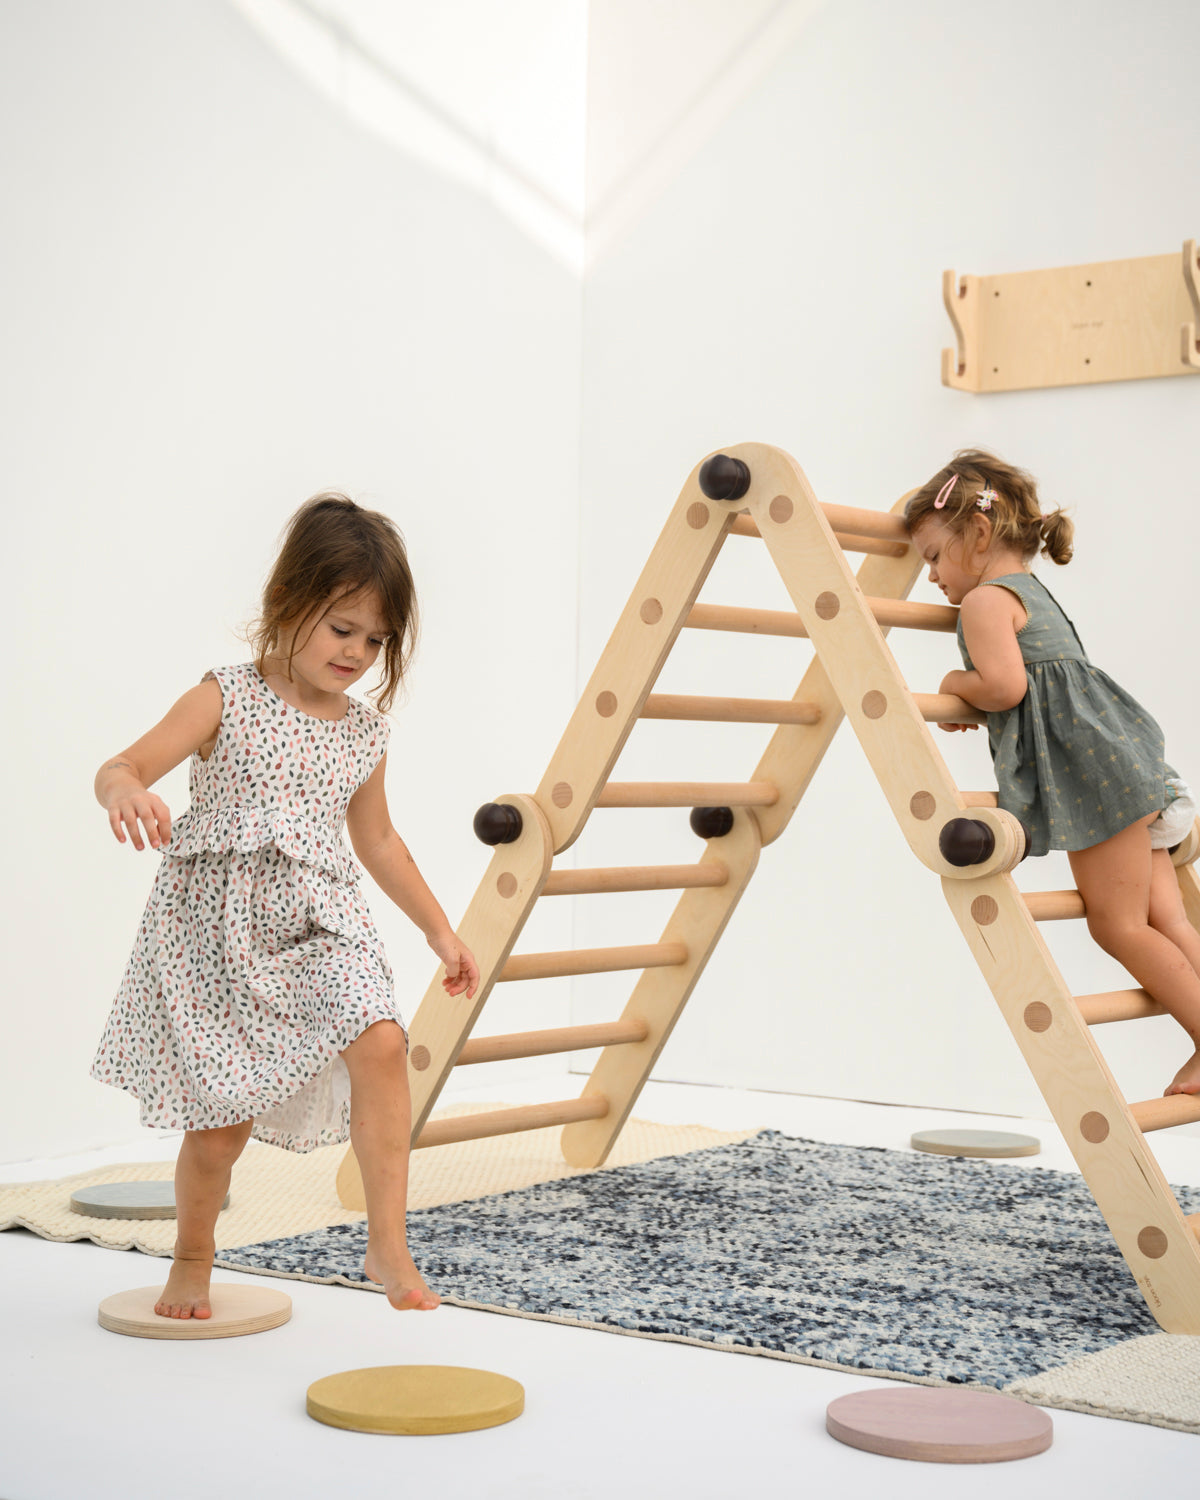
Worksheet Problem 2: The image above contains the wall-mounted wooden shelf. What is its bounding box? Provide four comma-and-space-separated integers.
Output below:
942, 240, 1200, 393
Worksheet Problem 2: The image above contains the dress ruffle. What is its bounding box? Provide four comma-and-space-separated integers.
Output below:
164, 804, 361, 886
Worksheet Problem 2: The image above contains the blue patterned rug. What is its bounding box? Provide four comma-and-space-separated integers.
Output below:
217, 1130, 1200, 1390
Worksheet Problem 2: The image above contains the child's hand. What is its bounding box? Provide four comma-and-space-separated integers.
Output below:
108, 791, 172, 851
429, 931, 480, 1000
937, 722, 979, 734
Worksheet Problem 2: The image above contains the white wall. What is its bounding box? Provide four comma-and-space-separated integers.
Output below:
1, 0, 581, 1162
574, 0, 1200, 1124
5, 0, 1198, 1165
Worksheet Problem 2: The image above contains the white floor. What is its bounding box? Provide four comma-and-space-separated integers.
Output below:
4, 1076, 1199, 1499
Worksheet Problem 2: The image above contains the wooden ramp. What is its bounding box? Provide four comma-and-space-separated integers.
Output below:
339, 441, 1200, 1333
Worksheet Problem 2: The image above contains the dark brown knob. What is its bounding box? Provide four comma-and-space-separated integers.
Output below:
939, 817, 994, 866
698, 455, 751, 501
690, 806, 734, 839
474, 802, 523, 845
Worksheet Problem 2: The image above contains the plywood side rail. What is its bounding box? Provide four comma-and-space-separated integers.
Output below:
642, 693, 821, 725
456, 1019, 649, 1065
500, 942, 688, 982
596, 781, 779, 808
1075, 990, 1165, 1025
543, 863, 729, 896
416, 1096, 608, 1149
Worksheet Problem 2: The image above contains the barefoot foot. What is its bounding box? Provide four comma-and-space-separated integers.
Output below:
1165, 1046, 1200, 1096
364, 1246, 440, 1311
155, 1249, 214, 1319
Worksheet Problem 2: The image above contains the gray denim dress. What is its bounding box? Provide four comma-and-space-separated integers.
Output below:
957, 573, 1170, 856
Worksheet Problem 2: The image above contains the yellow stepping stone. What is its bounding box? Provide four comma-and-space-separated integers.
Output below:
306, 1366, 525, 1435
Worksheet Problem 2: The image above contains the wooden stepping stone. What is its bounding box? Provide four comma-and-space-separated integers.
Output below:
97, 1283, 291, 1340
827, 1387, 1052, 1464
306, 1366, 525, 1435
910, 1129, 1040, 1158
69, 1181, 230, 1219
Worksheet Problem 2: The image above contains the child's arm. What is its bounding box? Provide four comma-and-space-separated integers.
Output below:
346, 755, 480, 999
939, 586, 1028, 716
94, 680, 223, 850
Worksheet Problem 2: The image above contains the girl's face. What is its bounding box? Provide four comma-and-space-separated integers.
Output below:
289, 588, 390, 694
911, 516, 988, 606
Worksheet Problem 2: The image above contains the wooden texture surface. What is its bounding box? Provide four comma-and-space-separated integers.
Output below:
826, 1387, 1053, 1464
561, 807, 761, 1167
306, 1366, 525, 1435
97, 1283, 291, 1340
942, 871, 1200, 1333
942, 243, 1200, 393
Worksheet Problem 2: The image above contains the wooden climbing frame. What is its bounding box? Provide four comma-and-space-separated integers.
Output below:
337, 442, 1200, 1334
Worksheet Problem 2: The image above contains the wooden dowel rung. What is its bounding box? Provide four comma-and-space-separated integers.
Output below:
543, 863, 729, 895
415, 1096, 609, 1149
642, 693, 821, 725
457, 1019, 650, 1065
961, 790, 999, 807
1129, 1094, 1200, 1133
686, 598, 954, 641
1075, 989, 1165, 1024
687, 602, 809, 638
1024, 890, 1086, 921
868, 598, 959, 632
914, 693, 987, 725
728, 515, 906, 556
836, 531, 911, 558
597, 781, 778, 808
500, 941, 688, 981
820, 502, 910, 543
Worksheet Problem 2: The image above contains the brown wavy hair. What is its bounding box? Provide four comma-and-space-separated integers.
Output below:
244, 491, 418, 714
903, 449, 1074, 565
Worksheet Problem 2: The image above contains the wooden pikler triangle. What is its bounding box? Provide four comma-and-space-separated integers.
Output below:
338, 442, 1200, 1333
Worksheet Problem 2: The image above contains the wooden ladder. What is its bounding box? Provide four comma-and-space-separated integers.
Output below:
338, 441, 1200, 1334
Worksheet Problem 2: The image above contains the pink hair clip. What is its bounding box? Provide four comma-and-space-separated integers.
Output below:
976, 487, 996, 510
933, 475, 958, 509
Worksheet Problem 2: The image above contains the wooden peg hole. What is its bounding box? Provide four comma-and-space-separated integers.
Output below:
862, 691, 887, 720
596, 691, 617, 718
814, 591, 840, 620
552, 782, 573, 808
1023, 1001, 1052, 1033
910, 791, 936, 820
1080, 1111, 1109, 1144
686, 502, 709, 529
769, 495, 794, 524
1138, 1226, 1169, 1259
971, 895, 999, 926
640, 597, 663, 624
496, 873, 518, 899
410, 1045, 431, 1072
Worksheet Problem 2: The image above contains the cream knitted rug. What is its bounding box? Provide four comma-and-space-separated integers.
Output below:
0, 1102, 752, 1255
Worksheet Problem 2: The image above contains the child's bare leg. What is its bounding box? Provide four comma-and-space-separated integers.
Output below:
156, 1119, 253, 1318
340, 1019, 438, 1311
1147, 846, 1200, 1093
1070, 817, 1200, 1096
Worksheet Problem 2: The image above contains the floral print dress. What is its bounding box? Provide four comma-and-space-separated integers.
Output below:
91, 662, 404, 1152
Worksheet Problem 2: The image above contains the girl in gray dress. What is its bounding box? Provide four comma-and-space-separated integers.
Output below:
905, 450, 1200, 1098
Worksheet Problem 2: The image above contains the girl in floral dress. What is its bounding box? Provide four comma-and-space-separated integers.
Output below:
92, 491, 478, 1319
